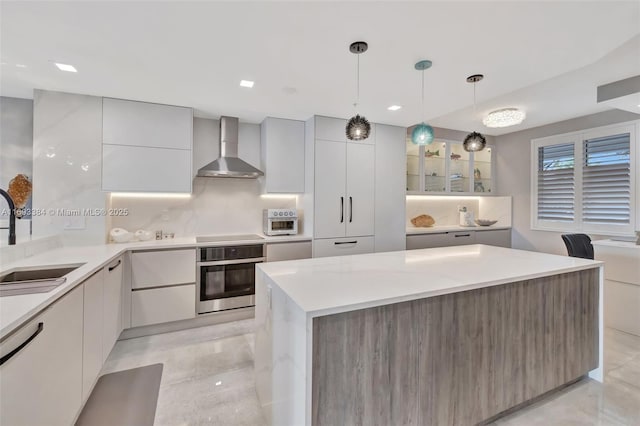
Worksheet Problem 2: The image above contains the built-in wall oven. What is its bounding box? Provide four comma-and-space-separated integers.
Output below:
196, 243, 265, 314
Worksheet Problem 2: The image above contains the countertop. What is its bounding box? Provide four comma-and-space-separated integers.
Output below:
406, 225, 511, 235
592, 239, 640, 249
257, 244, 602, 318
0, 234, 311, 339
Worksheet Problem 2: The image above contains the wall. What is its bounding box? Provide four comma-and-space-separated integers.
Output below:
32, 90, 107, 245
1, 96, 34, 243
495, 109, 640, 254
110, 117, 296, 237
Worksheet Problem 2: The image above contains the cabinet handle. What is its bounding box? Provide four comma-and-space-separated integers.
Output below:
335, 240, 358, 245
340, 197, 344, 223
349, 197, 353, 223
0, 322, 44, 366
454, 234, 471, 238
108, 259, 122, 272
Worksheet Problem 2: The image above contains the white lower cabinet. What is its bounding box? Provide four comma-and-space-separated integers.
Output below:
82, 269, 104, 402
406, 229, 511, 250
103, 256, 124, 361
266, 241, 312, 262
0, 286, 84, 426
313, 236, 375, 258
131, 249, 196, 289
475, 229, 511, 248
131, 285, 196, 327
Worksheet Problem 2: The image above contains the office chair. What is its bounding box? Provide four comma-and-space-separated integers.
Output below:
561, 233, 594, 260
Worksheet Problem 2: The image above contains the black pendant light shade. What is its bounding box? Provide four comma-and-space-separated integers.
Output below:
346, 41, 371, 141
346, 114, 370, 140
463, 131, 487, 152
463, 74, 486, 152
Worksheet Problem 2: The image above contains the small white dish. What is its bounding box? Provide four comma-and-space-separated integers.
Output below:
134, 230, 153, 241
475, 219, 498, 227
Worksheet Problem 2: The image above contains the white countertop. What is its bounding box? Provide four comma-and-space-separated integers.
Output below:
0, 234, 311, 339
592, 239, 640, 249
257, 244, 602, 318
406, 225, 511, 235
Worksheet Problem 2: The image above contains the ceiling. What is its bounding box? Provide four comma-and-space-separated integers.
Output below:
1, 1, 639, 135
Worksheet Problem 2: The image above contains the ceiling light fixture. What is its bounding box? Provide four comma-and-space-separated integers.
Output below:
483, 108, 526, 128
388, 105, 402, 111
411, 60, 435, 145
239, 80, 254, 88
55, 63, 77, 72
463, 74, 487, 152
345, 41, 371, 141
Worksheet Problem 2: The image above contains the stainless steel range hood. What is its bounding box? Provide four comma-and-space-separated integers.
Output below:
197, 116, 264, 178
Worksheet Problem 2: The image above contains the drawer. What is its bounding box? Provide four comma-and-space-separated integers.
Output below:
475, 229, 511, 248
406, 233, 450, 250
132, 249, 196, 289
131, 284, 196, 327
266, 241, 312, 262
313, 236, 374, 258
604, 279, 640, 336
447, 231, 476, 246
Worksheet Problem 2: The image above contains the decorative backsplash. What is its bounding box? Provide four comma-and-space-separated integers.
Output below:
406, 196, 512, 228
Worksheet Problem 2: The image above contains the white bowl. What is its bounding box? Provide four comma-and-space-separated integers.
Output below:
134, 230, 153, 241
110, 228, 133, 243
475, 219, 498, 227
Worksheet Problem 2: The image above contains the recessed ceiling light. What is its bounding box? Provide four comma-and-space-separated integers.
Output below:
15, 64, 27, 68
387, 105, 402, 111
55, 62, 77, 72
483, 108, 526, 128
239, 80, 254, 88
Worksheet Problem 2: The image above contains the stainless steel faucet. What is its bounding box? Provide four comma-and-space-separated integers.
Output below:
0, 189, 16, 245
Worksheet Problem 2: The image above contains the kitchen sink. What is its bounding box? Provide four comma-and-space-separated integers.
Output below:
0, 264, 84, 297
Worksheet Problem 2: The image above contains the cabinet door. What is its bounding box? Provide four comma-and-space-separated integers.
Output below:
102, 144, 192, 193
266, 241, 312, 262
313, 236, 375, 258
261, 118, 305, 193
131, 249, 196, 289
103, 256, 123, 362
0, 286, 83, 426
83, 270, 104, 401
103, 98, 193, 150
476, 229, 511, 248
406, 233, 451, 250
346, 143, 375, 237
131, 285, 196, 327
314, 140, 347, 238
315, 116, 347, 142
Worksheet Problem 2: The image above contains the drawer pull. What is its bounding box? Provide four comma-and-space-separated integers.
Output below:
108, 259, 122, 272
454, 234, 471, 238
335, 241, 358, 245
0, 322, 44, 366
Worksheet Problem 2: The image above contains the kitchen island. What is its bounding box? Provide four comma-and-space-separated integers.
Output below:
254, 244, 603, 426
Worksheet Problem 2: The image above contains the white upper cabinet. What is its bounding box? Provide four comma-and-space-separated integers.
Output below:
314, 139, 348, 238
315, 115, 375, 144
103, 98, 192, 150
102, 98, 193, 193
313, 118, 375, 240
345, 143, 375, 237
261, 117, 305, 193
102, 144, 192, 192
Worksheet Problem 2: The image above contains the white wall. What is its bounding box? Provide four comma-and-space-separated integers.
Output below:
110, 117, 296, 237
495, 109, 640, 255
0, 96, 33, 242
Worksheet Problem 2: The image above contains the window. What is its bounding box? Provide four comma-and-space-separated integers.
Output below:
531, 123, 636, 235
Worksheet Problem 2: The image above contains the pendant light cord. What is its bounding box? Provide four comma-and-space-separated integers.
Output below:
473, 81, 477, 117
354, 53, 360, 111
421, 68, 425, 120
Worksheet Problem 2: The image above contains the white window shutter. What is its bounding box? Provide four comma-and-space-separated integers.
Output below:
582, 133, 631, 225
537, 143, 575, 222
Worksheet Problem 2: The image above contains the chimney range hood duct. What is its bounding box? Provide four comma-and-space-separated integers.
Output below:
197, 116, 264, 178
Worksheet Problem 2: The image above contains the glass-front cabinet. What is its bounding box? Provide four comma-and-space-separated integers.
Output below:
406, 137, 494, 194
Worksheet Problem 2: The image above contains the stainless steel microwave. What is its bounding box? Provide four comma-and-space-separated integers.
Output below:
263, 209, 298, 236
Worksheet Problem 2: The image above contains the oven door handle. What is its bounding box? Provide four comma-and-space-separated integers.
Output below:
197, 257, 265, 267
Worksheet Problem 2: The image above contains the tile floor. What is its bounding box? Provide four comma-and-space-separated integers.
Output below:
103, 321, 640, 426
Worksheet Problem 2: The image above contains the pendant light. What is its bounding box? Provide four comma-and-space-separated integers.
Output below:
411, 60, 434, 145
463, 74, 487, 152
345, 41, 371, 141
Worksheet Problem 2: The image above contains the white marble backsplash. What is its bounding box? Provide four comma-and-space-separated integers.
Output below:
109, 178, 298, 237
0, 235, 63, 266
406, 196, 512, 228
